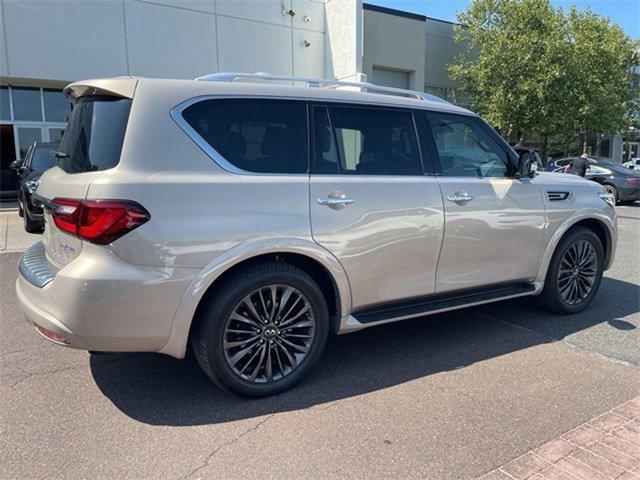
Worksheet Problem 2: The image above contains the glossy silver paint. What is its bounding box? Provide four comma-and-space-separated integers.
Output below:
16, 77, 617, 358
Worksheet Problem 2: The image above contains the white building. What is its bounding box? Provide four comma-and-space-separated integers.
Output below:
0, 0, 466, 198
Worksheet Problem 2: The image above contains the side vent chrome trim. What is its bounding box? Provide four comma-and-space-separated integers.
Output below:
18, 242, 59, 288
546, 191, 572, 201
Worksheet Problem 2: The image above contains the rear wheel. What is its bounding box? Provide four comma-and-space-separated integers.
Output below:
539, 227, 604, 314
191, 262, 329, 396
23, 208, 42, 233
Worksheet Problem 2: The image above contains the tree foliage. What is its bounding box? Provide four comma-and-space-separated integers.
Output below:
450, 0, 639, 146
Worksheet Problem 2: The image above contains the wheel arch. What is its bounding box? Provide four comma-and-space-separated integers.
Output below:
535, 211, 616, 284
158, 239, 351, 359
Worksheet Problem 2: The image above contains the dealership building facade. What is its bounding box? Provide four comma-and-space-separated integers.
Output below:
0, 0, 632, 198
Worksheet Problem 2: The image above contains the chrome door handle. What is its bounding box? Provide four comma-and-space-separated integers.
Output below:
317, 192, 355, 210
446, 193, 475, 203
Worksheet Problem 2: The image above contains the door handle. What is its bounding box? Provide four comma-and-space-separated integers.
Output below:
317, 192, 355, 210
446, 192, 475, 204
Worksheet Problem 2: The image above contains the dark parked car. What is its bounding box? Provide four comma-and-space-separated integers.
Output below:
546, 155, 616, 172
10, 142, 59, 232
551, 160, 640, 205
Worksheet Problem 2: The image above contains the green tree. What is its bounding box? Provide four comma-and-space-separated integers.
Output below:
450, 0, 639, 157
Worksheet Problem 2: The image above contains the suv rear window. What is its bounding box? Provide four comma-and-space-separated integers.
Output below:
57, 96, 132, 173
181, 99, 308, 174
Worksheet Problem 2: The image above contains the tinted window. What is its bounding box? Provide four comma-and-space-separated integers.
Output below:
427, 113, 509, 178
0, 87, 10, 120
326, 106, 422, 175
311, 106, 339, 174
30, 145, 58, 172
57, 96, 131, 173
182, 99, 308, 174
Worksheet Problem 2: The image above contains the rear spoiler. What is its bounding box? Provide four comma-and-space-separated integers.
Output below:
63, 77, 138, 100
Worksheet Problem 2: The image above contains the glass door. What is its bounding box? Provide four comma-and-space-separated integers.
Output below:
47, 127, 65, 143
14, 126, 44, 160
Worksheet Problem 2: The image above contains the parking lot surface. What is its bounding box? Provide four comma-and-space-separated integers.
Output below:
1, 205, 638, 479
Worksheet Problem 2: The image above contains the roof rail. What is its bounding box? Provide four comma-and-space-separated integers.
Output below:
195, 72, 449, 104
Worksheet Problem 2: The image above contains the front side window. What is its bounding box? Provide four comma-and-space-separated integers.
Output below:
321, 105, 422, 176
426, 112, 510, 178
181, 99, 308, 174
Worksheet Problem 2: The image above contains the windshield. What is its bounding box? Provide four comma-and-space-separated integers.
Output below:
30, 145, 58, 172
57, 96, 132, 173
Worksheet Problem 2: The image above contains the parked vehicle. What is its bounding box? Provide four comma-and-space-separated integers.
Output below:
552, 163, 640, 204
10, 142, 60, 232
623, 158, 640, 170
17, 74, 617, 396
546, 155, 617, 172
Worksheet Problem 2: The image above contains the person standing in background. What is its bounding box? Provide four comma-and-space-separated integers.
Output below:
566, 153, 589, 177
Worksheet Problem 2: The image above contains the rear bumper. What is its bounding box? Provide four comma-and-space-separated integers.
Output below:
16, 241, 197, 354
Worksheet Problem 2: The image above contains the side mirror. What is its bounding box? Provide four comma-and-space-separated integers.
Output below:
10, 160, 23, 171
517, 151, 538, 178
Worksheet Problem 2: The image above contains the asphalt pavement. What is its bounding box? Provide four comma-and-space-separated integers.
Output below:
1, 205, 638, 479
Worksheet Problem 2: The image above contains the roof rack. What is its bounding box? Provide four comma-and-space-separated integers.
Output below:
195, 72, 449, 104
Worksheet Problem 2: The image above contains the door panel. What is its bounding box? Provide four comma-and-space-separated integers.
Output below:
422, 111, 546, 293
435, 177, 546, 292
311, 175, 444, 310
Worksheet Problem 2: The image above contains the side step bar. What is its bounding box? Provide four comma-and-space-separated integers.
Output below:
342, 283, 539, 332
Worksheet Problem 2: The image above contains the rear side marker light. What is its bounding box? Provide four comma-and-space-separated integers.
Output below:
626, 178, 640, 185
34, 324, 71, 346
51, 198, 150, 245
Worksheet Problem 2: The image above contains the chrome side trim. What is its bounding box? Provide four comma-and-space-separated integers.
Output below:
546, 191, 573, 201
337, 283, 543, 334
18, 242, 59, 288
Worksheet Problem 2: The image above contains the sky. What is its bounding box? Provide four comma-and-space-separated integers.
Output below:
367, 0, 639, 39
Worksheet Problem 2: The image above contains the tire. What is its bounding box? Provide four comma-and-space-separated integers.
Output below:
23, 208, 42, 233
603, 184, 617, 205
18, 199, 24, 218
191, 261, 329, 396
539, 226, 604, 314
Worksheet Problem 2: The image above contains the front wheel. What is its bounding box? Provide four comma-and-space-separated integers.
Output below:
539, 226, 604, 314
603, 184, 618, 205
191, 262, 329, 396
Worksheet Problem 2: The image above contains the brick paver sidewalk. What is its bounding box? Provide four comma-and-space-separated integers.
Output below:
481, 395, 640, 480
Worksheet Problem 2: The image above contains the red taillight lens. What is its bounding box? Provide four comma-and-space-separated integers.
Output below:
626, 177, 640, 185
51, 198, 150, 245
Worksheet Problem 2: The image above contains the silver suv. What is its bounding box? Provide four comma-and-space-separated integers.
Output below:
17, 73, 617, 396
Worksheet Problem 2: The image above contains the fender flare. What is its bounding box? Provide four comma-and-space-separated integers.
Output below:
534, 209, 616, 284
158, 237, 352, 358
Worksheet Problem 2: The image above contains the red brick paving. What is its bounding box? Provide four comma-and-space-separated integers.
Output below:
480, 395, 640, 480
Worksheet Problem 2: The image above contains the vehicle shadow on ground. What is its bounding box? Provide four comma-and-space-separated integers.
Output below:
90, 277, 639, 426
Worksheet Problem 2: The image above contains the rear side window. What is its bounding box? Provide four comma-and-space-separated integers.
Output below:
30, 146, 58, 172
57, 96, 132, 173
317, 105, 422, 175
181, 99, 308, 174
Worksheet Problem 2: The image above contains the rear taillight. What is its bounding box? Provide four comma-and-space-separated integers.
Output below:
626, 177, 640, 185
51, 198, 150, 245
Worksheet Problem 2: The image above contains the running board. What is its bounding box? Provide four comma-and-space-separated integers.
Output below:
339, 283, 540, 333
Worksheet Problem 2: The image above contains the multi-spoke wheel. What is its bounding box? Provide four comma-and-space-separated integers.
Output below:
223, 285, 316, 383
191, 262, 329, 396
540, 226, 604, 314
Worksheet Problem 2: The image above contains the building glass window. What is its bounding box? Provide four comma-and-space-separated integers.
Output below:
43, 89, 71, 122
12, 87, 43, 121
0, 87, 10, 120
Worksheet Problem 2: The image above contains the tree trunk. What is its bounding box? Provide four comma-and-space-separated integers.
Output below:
582, 133, 588, 154
541, 135, 549, 162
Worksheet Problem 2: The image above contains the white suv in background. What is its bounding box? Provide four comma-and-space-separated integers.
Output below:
17, 73, 617, 396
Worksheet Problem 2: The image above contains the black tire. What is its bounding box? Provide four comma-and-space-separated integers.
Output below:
603, 184, 617, 205
539, 226, 604, 314
18, 199, 24, 218
23, 208, 42, 233
191, 261, 329, 396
